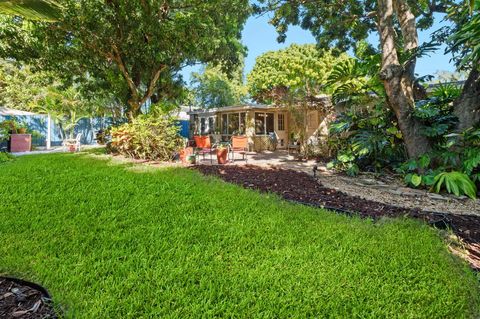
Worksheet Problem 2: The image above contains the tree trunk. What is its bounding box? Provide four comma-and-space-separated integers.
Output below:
454, 67, 480, 131
377, 0, 431, 159
126, 99, 142, 122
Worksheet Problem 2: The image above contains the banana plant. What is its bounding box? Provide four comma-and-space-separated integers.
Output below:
0, 0, 62, 21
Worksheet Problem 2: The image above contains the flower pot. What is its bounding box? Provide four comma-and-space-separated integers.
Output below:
17, 128, 27, 134
180, 147, 194, 164
216, 148, 228, 164
9, 134, 31, 153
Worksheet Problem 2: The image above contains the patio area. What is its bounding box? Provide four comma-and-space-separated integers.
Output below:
195, 149, 318, 174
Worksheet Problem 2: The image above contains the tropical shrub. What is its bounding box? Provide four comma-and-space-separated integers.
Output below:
327, 104, 406, 175
0, 151, 14, 164
432, 171, 477, 199
396, 127, 480, 199
412, 83, 461, 140
108, 115, 182, 161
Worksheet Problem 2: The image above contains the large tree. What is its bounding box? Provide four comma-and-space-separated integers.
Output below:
257, 0, 477, 159
448, 1, 480, 130
0, 0, 250, 120
247, 44, 347, 152
190, 57, 247, 108
247, 44, 346, 103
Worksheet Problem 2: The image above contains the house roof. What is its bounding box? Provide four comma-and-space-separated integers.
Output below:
187, 103, 284, 115
0, 107, 38, 116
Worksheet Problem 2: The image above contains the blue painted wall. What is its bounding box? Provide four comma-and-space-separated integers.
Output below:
0, 115, 115, 149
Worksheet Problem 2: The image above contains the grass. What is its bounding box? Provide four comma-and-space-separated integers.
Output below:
0, 153, 479, 318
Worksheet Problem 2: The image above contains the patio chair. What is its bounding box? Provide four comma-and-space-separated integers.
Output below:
193, 135, 216, 164
230, 136, 248, 163
63, 133, 82, 152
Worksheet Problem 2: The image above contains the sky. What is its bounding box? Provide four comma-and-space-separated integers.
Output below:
182, 12, 456, 83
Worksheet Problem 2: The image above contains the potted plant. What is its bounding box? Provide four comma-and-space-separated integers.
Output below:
0, 120, 31, 153
216, 145, 228, 164
180, 147, 194, 164
186, 154, 196, 165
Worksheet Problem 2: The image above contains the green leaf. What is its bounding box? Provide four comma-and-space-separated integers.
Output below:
432, 171, 477, 199
418, 155, 430, 169
0, 0, 62, 21
411, 174, 422, 187
422, 174, 435, 186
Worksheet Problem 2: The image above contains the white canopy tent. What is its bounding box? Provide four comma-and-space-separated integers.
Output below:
0, 107, 52, 149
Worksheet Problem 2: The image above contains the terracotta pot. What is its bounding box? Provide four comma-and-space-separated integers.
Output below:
180, 147, 194, 164
216, 148, 228, 164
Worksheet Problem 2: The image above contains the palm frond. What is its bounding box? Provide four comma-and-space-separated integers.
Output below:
0, 0, 62, 21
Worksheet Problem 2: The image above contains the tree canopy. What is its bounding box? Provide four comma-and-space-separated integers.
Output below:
256, 0, 479, 159
247, 44, 348, 103
190, 63, 247, 108
0, 0, 61, 21
0, 0, 251, 119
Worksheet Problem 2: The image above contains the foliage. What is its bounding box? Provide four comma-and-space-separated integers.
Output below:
0, 154, 479, 317
413, 83, 461, 139
109, 115, 182, 161
0, 0, 251, 118
190, 63, 247, 108
0, 119, 27, 141
0, 151, 14, 163
396, 127, 480, 198
0, 0, 61, 21
326, 42, 384, 106
328, 104, 406, 175
0, 59, 52, 110
247, 44, 347, 103
448, 1, 480, 68
432, 171, 477, 199
40, 86, 92, 139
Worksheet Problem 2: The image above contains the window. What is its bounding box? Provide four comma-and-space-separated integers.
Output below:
228, 113, 239, 134
208, 117, 214, 134
265, 113, 274, 134
200, 118, 206, 134
255, 112, 275, 135
255, 113, 265, 135
221, 114, 228, 135
218, 112, 247, 135
193, 114, 199, 134
240, 112, 246, 135
278, 113, 285, 131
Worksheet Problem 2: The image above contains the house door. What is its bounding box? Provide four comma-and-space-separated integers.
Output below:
275, 112, 287, 149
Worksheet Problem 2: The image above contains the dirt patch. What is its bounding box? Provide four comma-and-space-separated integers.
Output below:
194, 165, 480, 270
0, 277, 56, 318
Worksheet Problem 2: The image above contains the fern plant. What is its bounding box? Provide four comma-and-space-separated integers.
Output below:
432, 171, 477, 199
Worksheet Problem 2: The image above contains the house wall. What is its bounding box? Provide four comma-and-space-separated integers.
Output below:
189, 106, 332, 153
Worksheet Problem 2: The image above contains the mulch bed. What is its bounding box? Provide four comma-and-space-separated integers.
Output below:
0, 277, 56, 319
194, 165, 480, 270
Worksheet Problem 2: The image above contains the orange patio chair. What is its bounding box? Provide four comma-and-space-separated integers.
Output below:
230, 136, 248, 163
193, 135, 216, 164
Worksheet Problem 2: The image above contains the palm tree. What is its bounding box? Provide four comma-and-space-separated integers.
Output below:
0, 0, 61, 21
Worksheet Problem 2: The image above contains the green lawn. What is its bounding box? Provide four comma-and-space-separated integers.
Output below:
0, 153, 479, 318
